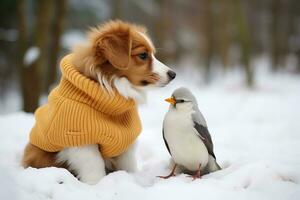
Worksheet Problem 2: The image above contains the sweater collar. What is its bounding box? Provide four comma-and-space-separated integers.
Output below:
58, 54, 136, 115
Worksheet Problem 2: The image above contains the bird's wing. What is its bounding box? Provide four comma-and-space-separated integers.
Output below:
162, 128, 171, 155
192, 113, 216, 159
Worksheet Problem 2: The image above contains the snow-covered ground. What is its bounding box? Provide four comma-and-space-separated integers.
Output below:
0, 67, 300, 200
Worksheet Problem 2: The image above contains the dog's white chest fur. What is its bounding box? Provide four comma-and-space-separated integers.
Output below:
163, 109, 209, 171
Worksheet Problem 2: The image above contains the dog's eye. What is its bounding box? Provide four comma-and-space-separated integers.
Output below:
138, 52, 149, 60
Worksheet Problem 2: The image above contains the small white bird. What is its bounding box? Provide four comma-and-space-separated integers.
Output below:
159, 87, 221, 180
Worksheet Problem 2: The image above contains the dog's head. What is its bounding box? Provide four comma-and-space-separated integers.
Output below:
72, 20, 176, 99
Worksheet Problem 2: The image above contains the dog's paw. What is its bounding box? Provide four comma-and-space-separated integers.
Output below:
78, 170, 106, 185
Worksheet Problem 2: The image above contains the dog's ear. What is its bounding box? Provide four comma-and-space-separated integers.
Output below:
97, 32, 132, 70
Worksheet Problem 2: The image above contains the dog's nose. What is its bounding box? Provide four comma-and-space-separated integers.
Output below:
167, 70, 176, 80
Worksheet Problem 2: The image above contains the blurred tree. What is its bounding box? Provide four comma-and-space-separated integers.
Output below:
17, 0, 33, 112
46, 0, 67, 92
17, 0, 54, 112
199, 0, 214, 83
289, 0, 300, 72
111, 0, 122, 19
233, 0, 254, 87
154, 0, 174, 63
270, 0, 289, 71
271, 0, 281, 71
0, 0, 17, 96
36, 0, 54, 93
216, 0, 231, 70
171, 2, 183, 64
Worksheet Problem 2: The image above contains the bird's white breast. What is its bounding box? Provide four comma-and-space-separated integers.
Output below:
163, 109, 209, 171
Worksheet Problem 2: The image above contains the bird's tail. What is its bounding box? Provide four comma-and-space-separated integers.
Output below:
206, 155, 221, 173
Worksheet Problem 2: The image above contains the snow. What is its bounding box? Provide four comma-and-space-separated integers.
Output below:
0, 90, 21, 114
62, 31, 86, 50
23, 47, 40, 66
1, 69, 300, 200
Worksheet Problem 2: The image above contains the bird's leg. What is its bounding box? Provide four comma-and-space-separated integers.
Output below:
187, 164, 201, 180
157, 164, 177, 179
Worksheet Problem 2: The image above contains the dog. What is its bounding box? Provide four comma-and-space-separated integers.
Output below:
22, 20, 176, 185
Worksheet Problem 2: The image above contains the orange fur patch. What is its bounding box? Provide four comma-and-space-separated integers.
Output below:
22, 143, 63, 168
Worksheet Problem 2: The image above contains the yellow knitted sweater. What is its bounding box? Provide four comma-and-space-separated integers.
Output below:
29, 54, 142, 158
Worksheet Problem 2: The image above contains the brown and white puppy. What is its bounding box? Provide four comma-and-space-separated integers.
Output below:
71, 20, 176, 102
22, 20, 176, 184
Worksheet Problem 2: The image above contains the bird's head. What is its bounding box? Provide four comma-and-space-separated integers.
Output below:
165, 87, 198, 111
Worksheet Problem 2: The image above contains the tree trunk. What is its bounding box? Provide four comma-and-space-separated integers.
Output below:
17, 0, 36, 112
217, 0, 231, 70
46, 0, 67, 92
153, 0, 174, 63
36, 0, 54, 93
20, 0, 54, 112
289, 0, 300, 72
271, 0, 281, 71
153, 0, 166, 62
270, 0, 289, 71
233, 0, 254, 88
111, 0, 122, 19
199, 0, 214, 83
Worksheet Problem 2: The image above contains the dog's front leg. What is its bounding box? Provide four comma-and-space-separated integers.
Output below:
57, 144, 106, 185
113, 142, 138, 172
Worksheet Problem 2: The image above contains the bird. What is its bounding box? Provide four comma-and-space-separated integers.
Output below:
158, 87, 221, 180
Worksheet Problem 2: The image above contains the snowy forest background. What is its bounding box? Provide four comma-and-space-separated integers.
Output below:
0, 0, 299, 113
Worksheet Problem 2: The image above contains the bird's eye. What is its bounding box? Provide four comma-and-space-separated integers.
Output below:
176, 99, 185, 103
138, 52, 149, 60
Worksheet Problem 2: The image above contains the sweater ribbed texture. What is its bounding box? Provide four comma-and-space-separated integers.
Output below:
29, 54, 142, 158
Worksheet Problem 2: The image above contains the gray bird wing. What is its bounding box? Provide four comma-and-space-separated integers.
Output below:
162, 128, 171, 155
192, 113, 216, 159
193, 122, 216, 159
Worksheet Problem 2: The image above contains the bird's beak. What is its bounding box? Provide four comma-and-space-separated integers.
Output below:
165, 97, 176, 105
